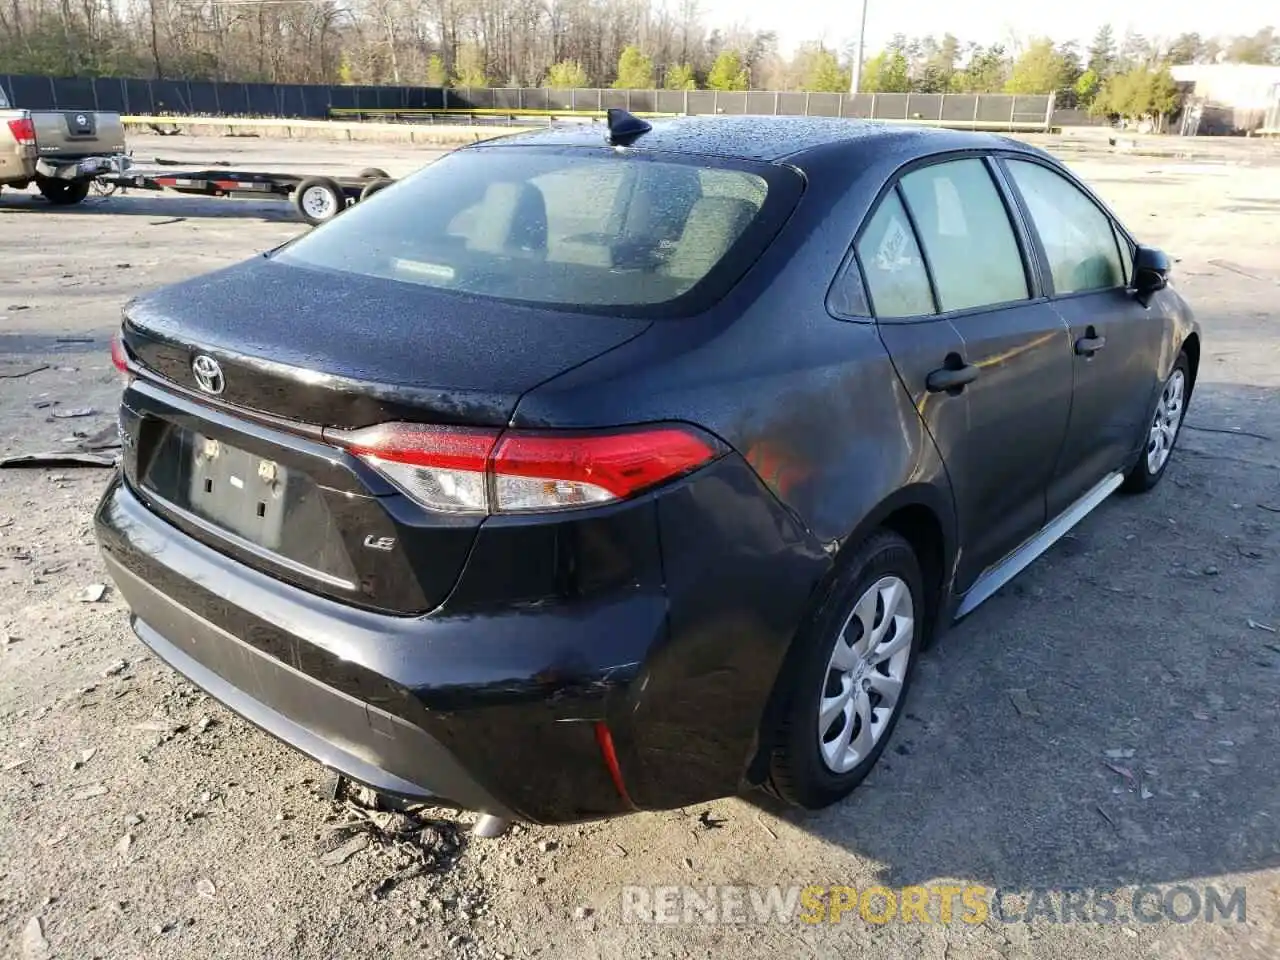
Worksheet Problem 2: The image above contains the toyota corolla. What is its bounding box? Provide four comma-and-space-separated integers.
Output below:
96, 112, 1199, 824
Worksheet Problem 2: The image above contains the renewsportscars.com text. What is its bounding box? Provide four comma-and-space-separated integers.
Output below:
621, 884, 1247, 926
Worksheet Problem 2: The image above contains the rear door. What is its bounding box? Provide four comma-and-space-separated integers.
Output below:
862, 156, 1074, 590
1001, 158, 1166, 516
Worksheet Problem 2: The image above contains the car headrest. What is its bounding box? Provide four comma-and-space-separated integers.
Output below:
663, 196, 756, 281
467, 182, 547, 256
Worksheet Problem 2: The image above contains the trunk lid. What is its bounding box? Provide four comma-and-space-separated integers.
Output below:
125, 257, 650, 428
120, 256, 651, 614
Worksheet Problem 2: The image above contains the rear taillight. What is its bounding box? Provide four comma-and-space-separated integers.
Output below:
6, 117, 36, 147
110, 333, 130, 380
328, 422, 723, 515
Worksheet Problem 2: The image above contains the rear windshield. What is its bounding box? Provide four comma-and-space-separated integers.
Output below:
0, 87, 9, 109
276, 146, 800, 316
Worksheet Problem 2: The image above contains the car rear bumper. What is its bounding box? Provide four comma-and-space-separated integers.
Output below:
102, 550, 510, 811
96, 449, 830, 822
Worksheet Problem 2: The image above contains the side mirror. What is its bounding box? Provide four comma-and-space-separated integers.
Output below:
1133, 245, 1169, 297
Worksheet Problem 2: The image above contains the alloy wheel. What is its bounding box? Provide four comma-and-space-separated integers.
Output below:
817, 575, 915, 774
1146, 368, 1186, 475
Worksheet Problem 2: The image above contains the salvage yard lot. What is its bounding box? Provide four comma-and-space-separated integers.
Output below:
2, 133, 1279, 959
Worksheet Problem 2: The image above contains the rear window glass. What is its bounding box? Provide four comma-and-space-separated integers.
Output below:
277, 147, 797, 315
0, 87, 9, 109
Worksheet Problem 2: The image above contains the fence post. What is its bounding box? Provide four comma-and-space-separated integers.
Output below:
1044, 90, 1056, 132
683, 88, 689, 115
904, 92, 911, 119
517, 87, 523, 110
1009, 95, 1017, 130
973, 94, 980, 125
713, 90, 719, 114
804, 92, 811, 116
870, 93, 877, 120
837, 93, 843, 117
938, 93, 945, 122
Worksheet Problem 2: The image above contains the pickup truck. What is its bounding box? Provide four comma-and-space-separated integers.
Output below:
0, 84, 127, 205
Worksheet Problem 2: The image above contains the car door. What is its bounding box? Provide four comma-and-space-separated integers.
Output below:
1001, 157, 1167, 518
858, 156, 1075, 591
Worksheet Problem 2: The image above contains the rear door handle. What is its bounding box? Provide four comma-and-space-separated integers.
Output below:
1075, 334, 1106, 356
925, 363, 980, 393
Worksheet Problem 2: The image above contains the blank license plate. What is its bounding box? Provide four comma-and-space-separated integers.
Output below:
187, 434, 288, 549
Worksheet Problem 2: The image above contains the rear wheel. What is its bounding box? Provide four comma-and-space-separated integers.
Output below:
767, 529, 923, 810
37, 178, 91, 206
359, 178, 393, 202
1123, 352, 1189, 493
293, 177, 344, 225
358, 167, 391, 180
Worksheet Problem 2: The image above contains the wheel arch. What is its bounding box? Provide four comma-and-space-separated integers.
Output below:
1180, 331, 1200, 399
833, 483, 957, 645
745, 481, 957, 787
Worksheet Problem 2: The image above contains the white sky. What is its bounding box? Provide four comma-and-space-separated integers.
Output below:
697, 0, 1270, 55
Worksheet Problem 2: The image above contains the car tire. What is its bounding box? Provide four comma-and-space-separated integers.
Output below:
359, 178, 393, 202
37, 178, 91, 206
358, 167, 391, 180
766, 529, 924, 810
1122, 352, 1190, 493
293, 177, 345, 225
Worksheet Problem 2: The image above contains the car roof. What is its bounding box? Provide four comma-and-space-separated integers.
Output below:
470, 115, 1043, 167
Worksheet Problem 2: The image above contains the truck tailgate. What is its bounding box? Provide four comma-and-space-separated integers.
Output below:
31, 111, 125, 159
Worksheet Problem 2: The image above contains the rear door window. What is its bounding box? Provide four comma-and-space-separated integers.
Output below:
899, 159, 1029, 312
277, 147, 799, 316
855, 191, 935, 318
1005, 159, 1125, 295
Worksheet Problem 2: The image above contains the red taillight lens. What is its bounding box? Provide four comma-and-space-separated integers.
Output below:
491, 427, 718, 511
6, 117, 36, 147
110, 333, 130, 377
328, 422, 722, 515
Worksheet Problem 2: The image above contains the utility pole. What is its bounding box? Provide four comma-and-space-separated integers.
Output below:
850, 0, 869, 94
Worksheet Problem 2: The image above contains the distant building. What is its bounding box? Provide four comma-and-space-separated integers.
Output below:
1170, 64, 1280, 134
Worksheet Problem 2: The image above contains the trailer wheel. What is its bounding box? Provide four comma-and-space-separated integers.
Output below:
359, 178, 394, 203
358, 167, 391, 180
37, 178, 91, 206
293, 177, 344, 225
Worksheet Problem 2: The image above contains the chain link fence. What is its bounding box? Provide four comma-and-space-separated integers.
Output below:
1, 75, 1056, 131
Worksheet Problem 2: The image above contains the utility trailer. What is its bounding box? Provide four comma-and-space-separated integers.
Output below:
95, 161, 395, 225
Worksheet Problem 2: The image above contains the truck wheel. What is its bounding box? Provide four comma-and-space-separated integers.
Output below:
37, 179, 91, 206
358, 167, 391, 180
359, 178, 393, 202
293, 177, 344, 225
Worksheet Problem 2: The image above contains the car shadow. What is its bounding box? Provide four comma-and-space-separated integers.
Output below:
0, 189, 303, 223
748, 378, 1280, 893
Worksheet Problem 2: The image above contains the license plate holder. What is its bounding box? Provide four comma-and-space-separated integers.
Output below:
187, 434, 288, 549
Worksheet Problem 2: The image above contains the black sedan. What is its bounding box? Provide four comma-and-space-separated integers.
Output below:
96, 112, 1200, 824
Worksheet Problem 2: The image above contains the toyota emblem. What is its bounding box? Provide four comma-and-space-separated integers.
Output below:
75, 113, 87, 126
191, 355, 225, 395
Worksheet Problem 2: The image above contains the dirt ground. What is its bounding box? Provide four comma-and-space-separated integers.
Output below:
2, 132, 1279, 960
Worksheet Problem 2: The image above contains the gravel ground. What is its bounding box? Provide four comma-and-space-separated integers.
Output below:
2, 133, 1279, 960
